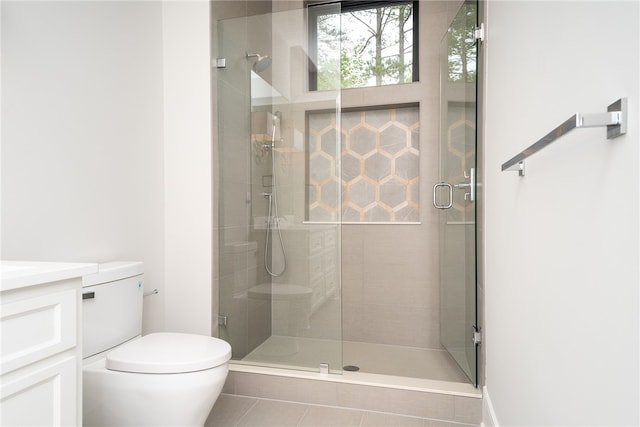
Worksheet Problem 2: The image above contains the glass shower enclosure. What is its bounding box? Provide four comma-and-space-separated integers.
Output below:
215, 4, 343, 373
437, 0, 479, 385
216, 0, 480, 387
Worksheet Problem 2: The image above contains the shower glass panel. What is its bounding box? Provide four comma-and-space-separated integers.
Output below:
438, 0, 478, 386
216, 5, 342, 374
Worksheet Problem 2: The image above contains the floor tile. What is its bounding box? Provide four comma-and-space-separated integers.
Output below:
361, 411, 425, 426
235, 399, 308, 427
206, 394, 258, 427
208, 393, 480, 427
298, 405, 364, 427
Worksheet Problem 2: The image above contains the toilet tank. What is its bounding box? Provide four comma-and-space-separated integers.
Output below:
82, 262, 144, 359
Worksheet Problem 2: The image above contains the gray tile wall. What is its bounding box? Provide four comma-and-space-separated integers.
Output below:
340, 1, 462, 350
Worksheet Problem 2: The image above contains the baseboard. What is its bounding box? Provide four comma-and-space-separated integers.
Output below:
481, 386, 499, 427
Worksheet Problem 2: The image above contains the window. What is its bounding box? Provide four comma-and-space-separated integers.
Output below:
308, 1, 419, 91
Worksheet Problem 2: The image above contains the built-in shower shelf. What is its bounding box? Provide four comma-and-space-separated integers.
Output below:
446, 221, 475, 226
502, 98, 628, 176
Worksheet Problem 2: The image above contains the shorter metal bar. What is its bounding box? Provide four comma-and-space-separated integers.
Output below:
143, 289, 158, 297
576, 111, 621, 128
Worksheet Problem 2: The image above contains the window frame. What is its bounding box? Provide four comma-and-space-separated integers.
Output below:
307, 0, 420, 91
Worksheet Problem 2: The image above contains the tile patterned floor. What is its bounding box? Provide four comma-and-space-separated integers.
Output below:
206, 394, 478, 427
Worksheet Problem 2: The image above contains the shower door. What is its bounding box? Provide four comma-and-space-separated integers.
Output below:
436, 0, 479, 386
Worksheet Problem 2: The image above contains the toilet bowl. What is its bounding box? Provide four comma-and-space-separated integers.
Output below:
82, 262, 231, 427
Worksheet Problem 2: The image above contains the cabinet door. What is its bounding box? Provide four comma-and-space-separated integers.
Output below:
1, 356, 77, 426
1, 288, 77, 374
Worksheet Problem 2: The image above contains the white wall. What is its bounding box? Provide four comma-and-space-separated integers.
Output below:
484, 1, 639, 425
162, 1, 213, 335
1, 1, 213, 335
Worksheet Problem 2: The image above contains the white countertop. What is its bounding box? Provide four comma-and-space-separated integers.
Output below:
0, 260, 98, 292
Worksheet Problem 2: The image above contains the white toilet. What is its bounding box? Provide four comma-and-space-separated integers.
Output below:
81, 262, 231, 427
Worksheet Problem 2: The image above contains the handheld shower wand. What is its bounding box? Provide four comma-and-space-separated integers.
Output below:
264, 111, 287, 277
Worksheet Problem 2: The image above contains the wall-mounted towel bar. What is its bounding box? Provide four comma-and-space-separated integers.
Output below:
502, 98, 627, 176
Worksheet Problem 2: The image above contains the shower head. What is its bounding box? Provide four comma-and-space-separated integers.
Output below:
246, 53, 272, 72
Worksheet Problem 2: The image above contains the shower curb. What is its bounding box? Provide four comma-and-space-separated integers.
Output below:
223, 366, 482, 424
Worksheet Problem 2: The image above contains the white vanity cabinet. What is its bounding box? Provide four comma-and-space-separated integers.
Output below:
0, 261, 97, 426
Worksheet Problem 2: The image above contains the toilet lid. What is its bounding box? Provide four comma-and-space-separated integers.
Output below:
106, 332, 232, 374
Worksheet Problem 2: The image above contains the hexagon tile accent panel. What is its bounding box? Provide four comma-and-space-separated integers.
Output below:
307, 105, 420, 222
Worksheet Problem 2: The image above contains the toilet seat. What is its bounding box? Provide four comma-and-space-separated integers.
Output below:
105, 332, 231, 374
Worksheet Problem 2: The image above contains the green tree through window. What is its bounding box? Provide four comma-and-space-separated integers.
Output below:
447, 2, 476, 82
309, 1, 418, 90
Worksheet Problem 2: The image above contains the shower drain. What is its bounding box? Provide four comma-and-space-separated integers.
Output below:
343, 365, 360, 372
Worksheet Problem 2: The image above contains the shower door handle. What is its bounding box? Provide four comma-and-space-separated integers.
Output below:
454, 168, 475, 202
433, 182, 453, 209
433, 168, 475, 209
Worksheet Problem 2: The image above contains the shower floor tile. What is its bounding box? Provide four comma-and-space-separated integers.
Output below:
240, 336, 469, 383
343, 341, 469, 383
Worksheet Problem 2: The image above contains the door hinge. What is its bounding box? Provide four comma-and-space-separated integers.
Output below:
218, 315, 228, 327
474, 23, 485, 43
472, 325, 482, 346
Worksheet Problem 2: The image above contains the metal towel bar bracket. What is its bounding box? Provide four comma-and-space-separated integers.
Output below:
502, 98, 627, 176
